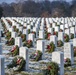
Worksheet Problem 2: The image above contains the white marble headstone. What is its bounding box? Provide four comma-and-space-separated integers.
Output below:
55, 26, 59, 32
73, 38, 76, 46
19, 27, 23, 32
9, 28, 13, 32
60, 25, 64, 31
65, 24, 69, 28
0, 44, 2, 54
37, 40, 45, 59
33, 27, 38, 38
0, 36, 1, 43
50, 35, 57, 47
23, 29, 28, 40
58, 32, 64, 42
48, 28, 53, 34
28, 33, 35, 46
11, 32, 17, 38
64, 42, 74, 64
27, 25, 31, 29
65, 29, 70, 37
0, 30, 2, 37
39, 30, 44, 39
19, 47, 29, 70
70, 27, 75, 38
0, 55, 5, 75
52, 51, 64, 75
70, 27, 75, 34
23, 29, 28, 35
52, 23, 56, 28
15, 37, 22, 47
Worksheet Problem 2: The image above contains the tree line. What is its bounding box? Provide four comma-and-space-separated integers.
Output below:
0, 0, 76, 17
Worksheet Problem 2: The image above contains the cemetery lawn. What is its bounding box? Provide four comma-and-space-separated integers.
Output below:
1, 17, 76, 75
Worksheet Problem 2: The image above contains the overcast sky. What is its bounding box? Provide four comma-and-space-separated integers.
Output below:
0, 0, 72, 3
0, 0, 15, 3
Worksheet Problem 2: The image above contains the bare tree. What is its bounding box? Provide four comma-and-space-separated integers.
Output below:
12, 0, 25, 16
0, 0, 73, 17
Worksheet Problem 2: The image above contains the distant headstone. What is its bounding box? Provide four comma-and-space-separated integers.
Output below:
65, 24, 69, 28
16, 24, 20, 29
19, 27, 23, 32
48, 28, 53, 34
50, 35, 57, 46
9, 28, 13, 32
15, 37, 22, 47
23, 29, 28, 40
33, 27, 38, 38
73, 38, 76, 46
65, 29, 70, 37
28, 33, 35, 46
27, 25, 31, 29
52, 23, 56, 28
70, 27, 75, 38
0, 44, 2, 54
0, 30, 2, 37
39, 30, 44, 39
58, 32, 64, 42
0, 36, 1, 43
23, 29, 28, 35
55, 26, 59, 32
11, 32, 17, 38
60, 25, 64, 31
70, 27, 75, 34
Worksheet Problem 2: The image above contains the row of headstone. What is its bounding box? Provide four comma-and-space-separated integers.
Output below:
1, 17, 76, 75
2, 18, 75, 33
1, 17, 76, 45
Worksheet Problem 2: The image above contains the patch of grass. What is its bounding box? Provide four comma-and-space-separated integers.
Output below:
33, 73, 43, 75
20, 71, 29, 75
5, 73, 9, 75
65, 72, 75, 75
